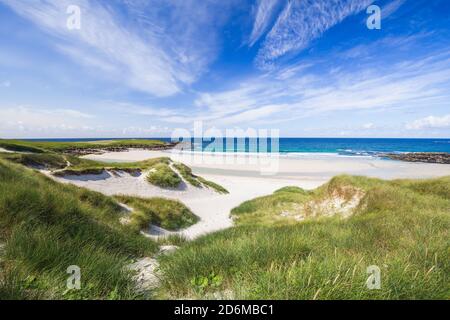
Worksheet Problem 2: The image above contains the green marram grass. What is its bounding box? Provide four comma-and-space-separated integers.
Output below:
0, 160, 158, 300
173, 162, 229, 194
173, 162, 202, 187
146, 163, 182, 189
2, 139, 447, 300
54, 157, 171, 176
0, 150, 228, 194
197, 176, 229, 194
115, 195, 199, 231
157, 175, 450, 300
0, 152, 69, 170
0, 149, 171, 175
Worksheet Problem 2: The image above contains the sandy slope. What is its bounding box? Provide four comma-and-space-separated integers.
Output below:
49, 149, 450, 239
0, 147, 14, 153
50, 167, 311, 239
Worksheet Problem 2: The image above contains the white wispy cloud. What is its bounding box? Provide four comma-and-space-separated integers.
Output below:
406, 114, 450, 130
382, 0, 406, 19
254, 0, 373, 68
179, 49, 450, 127
248, 0, 280, 46
1, 0, 229, 97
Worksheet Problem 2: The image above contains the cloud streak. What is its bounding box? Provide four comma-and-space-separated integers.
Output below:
254, 0, 373, 68
176, 48, 450, 127
1, 0, 229, 97
248, 0, 280, 46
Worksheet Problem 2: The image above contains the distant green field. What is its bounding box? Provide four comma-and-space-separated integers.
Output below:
0, 139, 168, 153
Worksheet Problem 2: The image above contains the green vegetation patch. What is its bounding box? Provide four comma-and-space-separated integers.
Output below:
0, 139, 168, 154
0, 141, 45, 153
275, 186, 308, 194
115, 195, 198, 231
173, 163, 202, 187
54, 157, 170, 176
0, 153, 68, 170
197, 176, 229, 194
0, 148, 171, 178
146, 163, 182, 189
158, 175, 450, 299
173, 162, 228, 194
0, 160, 157, 299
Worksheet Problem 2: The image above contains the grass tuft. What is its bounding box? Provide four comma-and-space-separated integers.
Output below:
173, 162, 228, 193
115, 195, 198, 231
173, 163, 202, 187
146, 163, 182, 189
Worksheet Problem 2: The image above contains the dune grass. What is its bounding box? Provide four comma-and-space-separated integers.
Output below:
146, 163, 182, 189
0, 160, 158, 300
1, 150, 229, 195
157, 175, 450, 299
54, 157, 171, 176
197, 176, 229, 194
173, 162, 229, 194
0, 149, 171, 176
115, 195, 198, 231
173, 163, 202, 187
0, 153, 69, 170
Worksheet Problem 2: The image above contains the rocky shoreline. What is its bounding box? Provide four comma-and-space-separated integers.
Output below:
381, 152, 450, 164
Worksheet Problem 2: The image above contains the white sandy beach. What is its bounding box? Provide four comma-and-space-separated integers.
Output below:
50, 149, 450, 239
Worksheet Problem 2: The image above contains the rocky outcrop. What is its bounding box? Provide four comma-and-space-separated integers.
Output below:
381, 152, 450, 164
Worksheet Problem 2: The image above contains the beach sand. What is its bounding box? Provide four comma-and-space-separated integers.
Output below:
51, 149, 450, 239
0, 147, 14, 153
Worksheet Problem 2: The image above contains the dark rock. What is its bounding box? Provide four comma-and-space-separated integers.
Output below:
381, 152, 450, 164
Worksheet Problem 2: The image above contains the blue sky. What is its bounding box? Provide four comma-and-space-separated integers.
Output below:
0, 0, 449, 138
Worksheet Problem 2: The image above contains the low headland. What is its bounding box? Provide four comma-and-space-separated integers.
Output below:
381, 152, 450, 164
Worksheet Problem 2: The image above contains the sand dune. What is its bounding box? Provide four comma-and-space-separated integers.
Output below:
47, 149, 450, 239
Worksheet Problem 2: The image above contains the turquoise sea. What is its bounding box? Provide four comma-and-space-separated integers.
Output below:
26, 138, 450, 156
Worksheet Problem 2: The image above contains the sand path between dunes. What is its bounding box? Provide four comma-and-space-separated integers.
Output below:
49, 149, 450, 240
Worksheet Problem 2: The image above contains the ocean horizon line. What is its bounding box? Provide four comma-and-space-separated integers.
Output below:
3, 137, 448, 155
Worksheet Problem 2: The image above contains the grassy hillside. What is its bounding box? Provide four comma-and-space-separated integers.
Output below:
0, 159, 159, 299
158, 175, 450, 299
